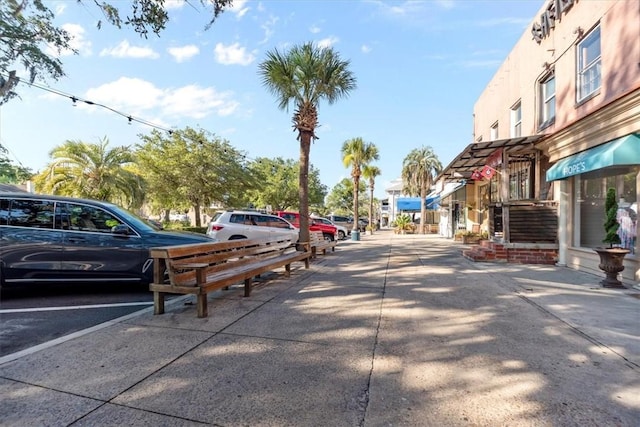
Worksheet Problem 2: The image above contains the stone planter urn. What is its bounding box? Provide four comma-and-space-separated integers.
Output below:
594, 247, 630, 288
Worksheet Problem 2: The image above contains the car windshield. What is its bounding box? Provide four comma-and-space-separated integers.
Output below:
102, 202, 156, 232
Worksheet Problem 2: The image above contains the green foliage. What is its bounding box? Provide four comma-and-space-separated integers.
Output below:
602, 187, 621, 247
402, 146, 442, 234
135, 127, 257, 226
0, 0, 232, 104
32, 137, 144, 209
247, 157, 327, 211
0, 146, 33, 183
394, 214, 412, 231
341, 137, 379, 232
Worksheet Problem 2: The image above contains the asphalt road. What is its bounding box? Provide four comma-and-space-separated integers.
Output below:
0, 282, 154, 357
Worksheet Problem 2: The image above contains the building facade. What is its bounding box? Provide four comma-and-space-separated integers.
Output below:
460, 0, 639, 282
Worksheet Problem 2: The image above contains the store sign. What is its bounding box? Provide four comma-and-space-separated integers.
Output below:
531, 0, 577, 43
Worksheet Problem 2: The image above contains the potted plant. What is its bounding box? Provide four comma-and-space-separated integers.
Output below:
394, 214, 412, 234
593, 188, 630, 288
461, 230, 481, 244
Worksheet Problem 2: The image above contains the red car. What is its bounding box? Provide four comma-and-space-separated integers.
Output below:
275, 211, 337, 241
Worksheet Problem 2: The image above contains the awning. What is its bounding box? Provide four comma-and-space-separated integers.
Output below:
546, 134, 640, 181
396, 196, 439, 212
436, 135, 547, 182
436, 181, 466, 201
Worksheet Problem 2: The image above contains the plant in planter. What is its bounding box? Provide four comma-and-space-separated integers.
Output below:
594, 188, 630, 288
461, 230, 481, 244
394, 214, 412, 234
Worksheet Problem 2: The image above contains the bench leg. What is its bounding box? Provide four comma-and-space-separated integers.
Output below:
285, 263, 291, 277
153, 291, 165, 315
197, 294, 208, 318
304, 257, 310, 269
244, 277, 252, 297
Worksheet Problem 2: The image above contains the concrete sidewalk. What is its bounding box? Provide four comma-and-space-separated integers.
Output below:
1, 231, 639, 426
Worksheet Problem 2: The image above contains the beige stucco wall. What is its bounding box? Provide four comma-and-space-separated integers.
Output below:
473, 0, 640, 142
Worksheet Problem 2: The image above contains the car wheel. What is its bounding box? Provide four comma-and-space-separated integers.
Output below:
229, 235, 247, 240
338, 230, 346, 240
323, 233, 335, 241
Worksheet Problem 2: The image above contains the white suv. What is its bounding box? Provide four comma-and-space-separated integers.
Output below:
206, 210, 299, 242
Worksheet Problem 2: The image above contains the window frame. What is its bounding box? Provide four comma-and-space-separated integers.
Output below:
539, 71, 556, 129
490, 122, 499, 141
510, 101, 522, 138
576, 24, 601, 103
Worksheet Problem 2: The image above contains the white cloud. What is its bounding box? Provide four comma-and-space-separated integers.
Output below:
259, 15, 279, 44
214, 42, 256, 66
54, 3, 67, 16
100, 40, 160, 59
164, 0, 186, 10
161, 85, 239, 118
83, 78, 239, 120
229, 0, 250, 18
317, 36, 339, 49
309, 25, 321, 34
85, 77, 164, 111
361, 45, 372, 54
54, 23, 91, 57
167, 45, 200, 62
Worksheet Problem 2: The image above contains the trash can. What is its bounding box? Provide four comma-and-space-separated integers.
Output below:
351, 230, 360, 241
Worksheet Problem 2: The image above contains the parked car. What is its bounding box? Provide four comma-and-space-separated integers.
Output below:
311, 216, 348, 240
327, 214, 354, 234
169, 211, 189, 222
276, 211, 337, 241
0, 193, 214, 286
205, 210, 299, 242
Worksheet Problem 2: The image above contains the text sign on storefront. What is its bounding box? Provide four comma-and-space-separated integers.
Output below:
531, 0, 577, 43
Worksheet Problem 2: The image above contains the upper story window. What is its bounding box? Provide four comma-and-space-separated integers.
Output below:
490, 122, 499, 140
510, 101, 522, 137
577, 25, 601, 102
539, 72, 556, 128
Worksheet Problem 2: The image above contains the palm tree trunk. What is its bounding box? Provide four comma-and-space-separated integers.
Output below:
298, 132, 312, 245
420, 184, 427, 234
369, 184, 374, 234
353, 176, 360, 232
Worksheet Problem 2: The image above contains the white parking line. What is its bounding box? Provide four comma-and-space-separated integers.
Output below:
0, 301, 153, 314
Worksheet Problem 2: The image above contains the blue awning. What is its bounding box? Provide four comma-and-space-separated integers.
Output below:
546, 134, 640, 181
396, 196, 439, 211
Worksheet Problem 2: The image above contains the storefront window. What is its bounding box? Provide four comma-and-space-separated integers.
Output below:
577, 168, 638, 252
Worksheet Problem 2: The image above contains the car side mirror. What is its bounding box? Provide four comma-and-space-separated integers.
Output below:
111, 224, 130, 235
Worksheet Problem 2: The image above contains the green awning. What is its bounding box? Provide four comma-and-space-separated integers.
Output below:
546, 133, 640, 181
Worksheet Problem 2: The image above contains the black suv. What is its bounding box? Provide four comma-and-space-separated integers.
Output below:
0, 193, 213, 286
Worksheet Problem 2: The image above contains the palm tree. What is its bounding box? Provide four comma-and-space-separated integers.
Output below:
33, 137, 145, 209
341, 137, 379, 234
259, 42, 356, 245
401, 146, 442, 234
362, 164, 381, 234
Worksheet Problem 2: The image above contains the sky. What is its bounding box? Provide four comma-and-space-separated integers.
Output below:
0, 0, 545, 200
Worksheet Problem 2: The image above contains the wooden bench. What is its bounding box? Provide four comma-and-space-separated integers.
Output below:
149, 236, 311, 318
308, 230, 337, 257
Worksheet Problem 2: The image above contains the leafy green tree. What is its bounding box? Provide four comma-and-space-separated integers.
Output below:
0, 0, 233, 104
32, 137, 144, 208
259, 42, 356, 244
136, 127, 256, 226
326, 178, 366, 216
247, 157, 327, 212
341, 137, 379, 233
401, 146, 442, 234
362, 165, 381, 233
0, 146, 32, 183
